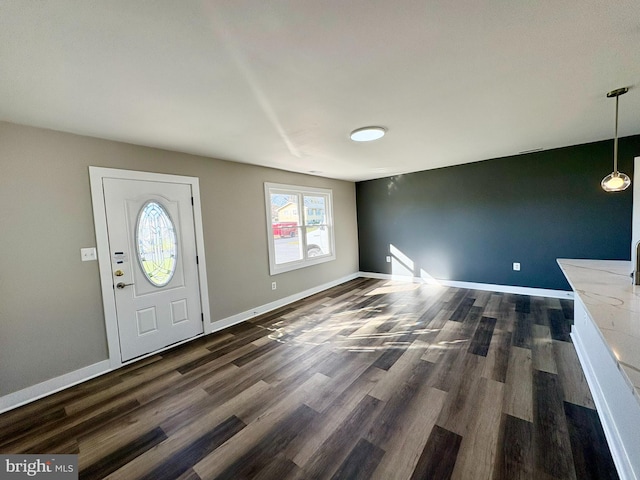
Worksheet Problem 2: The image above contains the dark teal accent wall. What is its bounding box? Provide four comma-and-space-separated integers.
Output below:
356, 135, 640, 290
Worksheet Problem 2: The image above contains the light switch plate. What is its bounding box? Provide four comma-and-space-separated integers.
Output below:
81, 247, 97, 262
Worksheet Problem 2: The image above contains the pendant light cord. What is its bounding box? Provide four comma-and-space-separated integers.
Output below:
601, 87, 630, 192
614, 94, 619, 174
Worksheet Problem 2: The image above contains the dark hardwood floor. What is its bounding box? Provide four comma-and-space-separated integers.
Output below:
0, 278, 619, 479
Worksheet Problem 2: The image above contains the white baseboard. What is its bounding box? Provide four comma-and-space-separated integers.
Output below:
358, 271, 574, 300
0, 272, 360, 414
207, 272, 361, 334
0, 360, 111, 414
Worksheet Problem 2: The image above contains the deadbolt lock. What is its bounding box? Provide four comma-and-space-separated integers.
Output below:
114, 270, 124, 277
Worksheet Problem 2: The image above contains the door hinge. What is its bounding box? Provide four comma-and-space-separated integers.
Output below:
191, 196, 194, 206
201, 312, 204, 322
196, 255, 199, 265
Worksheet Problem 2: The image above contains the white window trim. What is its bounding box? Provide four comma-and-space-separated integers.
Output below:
265, 182, 336, 275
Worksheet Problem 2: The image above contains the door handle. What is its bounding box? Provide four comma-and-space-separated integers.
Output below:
116, 282, 134, 289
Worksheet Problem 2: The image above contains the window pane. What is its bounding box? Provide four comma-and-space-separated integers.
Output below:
136, 201, 177, 287
270, 193, 303, 264
274, 229, 303, 264
306, 226, 331, 258
271, 193, 300, 225
303, 195, 327, 225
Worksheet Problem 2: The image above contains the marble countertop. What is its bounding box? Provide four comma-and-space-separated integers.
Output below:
557, 259, 640, 400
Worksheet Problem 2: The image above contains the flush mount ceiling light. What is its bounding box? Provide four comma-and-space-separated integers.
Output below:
601, 87, 631, 192
350, 126, 386, 142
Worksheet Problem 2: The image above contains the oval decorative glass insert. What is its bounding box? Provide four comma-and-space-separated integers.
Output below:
136, 201, 177, 287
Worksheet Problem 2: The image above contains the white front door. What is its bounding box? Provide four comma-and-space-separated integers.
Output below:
103, 178, 204, 361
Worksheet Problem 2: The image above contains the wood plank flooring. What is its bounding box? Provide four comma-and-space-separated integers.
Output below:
0, 278, 619, 479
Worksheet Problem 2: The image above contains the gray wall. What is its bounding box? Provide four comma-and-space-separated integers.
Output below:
0, 121, 359, 396
357, 136, 640, 290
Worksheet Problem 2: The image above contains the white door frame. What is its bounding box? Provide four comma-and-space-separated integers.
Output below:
89, 166, 212, 369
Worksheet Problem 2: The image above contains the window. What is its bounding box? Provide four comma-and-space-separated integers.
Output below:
265, 183, 336, 275
136, 201, 178, 287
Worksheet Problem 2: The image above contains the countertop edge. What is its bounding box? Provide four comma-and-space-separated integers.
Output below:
556, 258, 640, 403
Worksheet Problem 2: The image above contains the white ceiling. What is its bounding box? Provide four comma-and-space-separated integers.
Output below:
1, 1, 640, 182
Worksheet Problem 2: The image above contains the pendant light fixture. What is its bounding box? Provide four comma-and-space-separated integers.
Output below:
601, 87, 631, 192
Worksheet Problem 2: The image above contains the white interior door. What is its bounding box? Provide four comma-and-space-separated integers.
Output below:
103, 178, 203, 361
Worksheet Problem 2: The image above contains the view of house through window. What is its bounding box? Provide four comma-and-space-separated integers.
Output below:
265, 183, 335, 274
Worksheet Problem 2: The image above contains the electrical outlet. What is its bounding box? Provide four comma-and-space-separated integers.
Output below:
271, 281, 277, 290
386, 256, 391, 263
81, 247, 97, 262
513, 262, 521, 271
